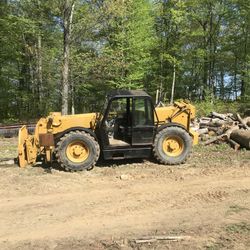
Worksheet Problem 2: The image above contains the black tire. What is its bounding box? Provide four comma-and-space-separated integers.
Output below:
153, 126, 192, 165
55, 130, 100, 171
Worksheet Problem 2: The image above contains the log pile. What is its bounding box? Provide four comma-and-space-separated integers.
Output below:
0, 124, 35, 138
195, 112, 250, 150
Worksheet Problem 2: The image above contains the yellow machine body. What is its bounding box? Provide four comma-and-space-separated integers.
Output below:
155, 101, 198, 145
18, 100, 198, 168
18, 112, 97, 167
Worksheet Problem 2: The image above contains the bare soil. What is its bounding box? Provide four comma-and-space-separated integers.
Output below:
0, 137, 250, 249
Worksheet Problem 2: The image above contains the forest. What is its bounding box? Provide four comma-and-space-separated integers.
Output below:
0, 0, 249, 122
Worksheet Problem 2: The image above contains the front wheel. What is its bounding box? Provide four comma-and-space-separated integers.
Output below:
153, 126, 192, 165
55, 131, 100, 171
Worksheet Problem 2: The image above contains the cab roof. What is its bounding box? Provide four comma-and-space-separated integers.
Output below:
107, 90, 150, 99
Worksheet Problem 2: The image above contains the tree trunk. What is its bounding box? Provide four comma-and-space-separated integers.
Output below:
61, 0, 75, 115
170, 63, 176, 104
37, 33, 43, 113
37, 34, 42, 93
71, 71, 75, 114
234, 56, 237, 100
220, 70, 224, 99
208, 3, 213, 90
202, 21, 208, 100
241, 25, 248, 98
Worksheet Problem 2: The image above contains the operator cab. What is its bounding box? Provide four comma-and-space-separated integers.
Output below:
96, 90, 157, 160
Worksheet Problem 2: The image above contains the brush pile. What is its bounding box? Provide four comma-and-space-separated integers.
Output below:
195, 112, 250, 150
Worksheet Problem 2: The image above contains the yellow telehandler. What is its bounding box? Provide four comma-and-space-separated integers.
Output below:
18, 90, 198, 171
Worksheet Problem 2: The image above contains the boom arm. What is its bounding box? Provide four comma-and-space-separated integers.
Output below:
155, 101, 198, 145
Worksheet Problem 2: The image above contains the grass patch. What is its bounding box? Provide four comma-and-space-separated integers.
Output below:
0, 138, 17, 159
225, 222, 250, 234
204, 223, 250, 249
227, 205, 250, 215
205, 242, 225, 250
214, 143, 230, 151
194, 143, 230, 153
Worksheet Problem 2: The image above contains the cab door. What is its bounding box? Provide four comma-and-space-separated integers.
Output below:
132, 97, 155, 145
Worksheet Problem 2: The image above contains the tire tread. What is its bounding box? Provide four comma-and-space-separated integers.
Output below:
55, 130, 100, 171
153, 126, 192, 165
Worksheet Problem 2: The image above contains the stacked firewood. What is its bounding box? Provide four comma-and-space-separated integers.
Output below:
194, 112, 250, 150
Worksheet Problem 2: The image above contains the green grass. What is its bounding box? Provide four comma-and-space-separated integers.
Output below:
204, 222, 250, 249
194, 143, 230, 152
225, 222, 250, 234
0, 139, 17, 159
205, 242, 225, 250
227, 205, 250, 215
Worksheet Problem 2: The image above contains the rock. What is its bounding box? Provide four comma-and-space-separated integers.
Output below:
120, 174, 130, 180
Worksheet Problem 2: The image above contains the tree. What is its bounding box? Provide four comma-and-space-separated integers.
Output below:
0, 0, 249, 122
97, 0, 156, 89
61, 0, 75, 115
153, 0, 186, 102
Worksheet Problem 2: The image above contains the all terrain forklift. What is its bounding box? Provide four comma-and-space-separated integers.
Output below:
18, 90, 198, 171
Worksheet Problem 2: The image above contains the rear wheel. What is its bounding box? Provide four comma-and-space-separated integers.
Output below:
55, 131, 100, 171
153, 126, 192, 165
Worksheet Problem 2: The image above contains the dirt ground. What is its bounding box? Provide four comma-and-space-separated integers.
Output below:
0, 137, 250, 250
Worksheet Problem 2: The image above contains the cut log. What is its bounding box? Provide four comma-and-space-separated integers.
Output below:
135, 235, 191, 244
200, 134, 210, 141
198, 128, 208, 135
210, 112, 227, 120
225, 125, 239, 138
204, 134, 226, 145
206, 127, 224, 135
225, 138, 240, 151
243, 117, 250, 127
199, 117, 211, 121
200, 122, 222, 128
236, 113, 249, 130
230, 129, 250, 149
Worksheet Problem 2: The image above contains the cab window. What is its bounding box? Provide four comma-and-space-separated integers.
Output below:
133, 98, 154, 126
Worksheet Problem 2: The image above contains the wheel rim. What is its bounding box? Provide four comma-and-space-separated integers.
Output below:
66, 141, 89, 163
162, 136, 184, 157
